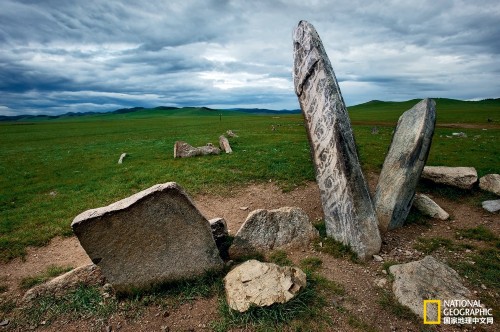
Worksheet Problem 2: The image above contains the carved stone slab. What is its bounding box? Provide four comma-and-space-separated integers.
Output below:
293, 20, 381, 259
374, 99, 436, 231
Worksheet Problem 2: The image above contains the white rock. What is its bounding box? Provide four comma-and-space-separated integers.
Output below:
118, 153, 127, 164
482, 200, 500, 213
412, 194, 449, 220
479, 174, 500, 196
219, 135, 232, 153
421, 166, 477, 190
373, 255, 384, 262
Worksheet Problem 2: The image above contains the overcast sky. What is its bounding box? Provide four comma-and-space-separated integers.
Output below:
1, 0, 499, 116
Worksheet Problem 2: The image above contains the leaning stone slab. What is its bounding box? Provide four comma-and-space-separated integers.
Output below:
421, 166, 477, 190
224, 260, 307, 312
23, 264, 105, 302
118, 153, 127, 164
374, 99, 436, 231
293, 20, 381, 259
482, 199, 500, 213
412, 194, 449, 220
479, 174, 500, 196
174, 141, 220, 158
72, 182, 223, 293
390, 256, 472, 321
229, 207, 319, 257
219, 135, 232, 153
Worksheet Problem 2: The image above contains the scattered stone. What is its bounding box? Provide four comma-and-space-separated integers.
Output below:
71, 182, 223, 293
374, 99, 436, 231
0, 320, 9, 327
412, 194, 449, 220
224, 260, 307, 312
452, 132, 467, 138
371, 126, 379, 135
373, 254, 383, 262
226, 130, 238, 138
239, 206, 248, 211
293, 20, 381, 260
118, 153, 127, 164
375, 278, 387, 287
23, 264, 105, 302
105, 326, 112, 332
482, 200, 500, 213
219, 135, 232, 153
390, 256, 472, 321
229, 207, 319, 257
421, 166, 478, 190
479, 174, 500, 195
173, 141, 220, 158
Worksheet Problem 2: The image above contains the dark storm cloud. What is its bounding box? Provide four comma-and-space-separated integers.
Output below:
0, 0, 499, 115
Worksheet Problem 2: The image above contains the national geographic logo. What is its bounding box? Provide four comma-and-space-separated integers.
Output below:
423, 299, 494, 325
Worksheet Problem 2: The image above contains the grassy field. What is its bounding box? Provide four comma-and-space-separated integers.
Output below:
0, 99, 499, 262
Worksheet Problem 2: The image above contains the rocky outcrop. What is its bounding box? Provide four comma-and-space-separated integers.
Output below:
224, 260, 307, 312
72, 182, 223, 293
479, 174, 500, 195
229, 207, 319, 257
421, 166, 478, 190
374, 99, 436, 231
219, 135, 232, 153
293, 20, 381, 260
23, 264, 105, 302
412, 194, 449, 220
174, 141, 220, 158
482, 199, 500, 213
390, 256, 472, 321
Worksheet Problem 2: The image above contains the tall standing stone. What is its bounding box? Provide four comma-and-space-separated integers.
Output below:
374, 99, 436, 231
71, 182, 223, 293
293, 20, 381, 259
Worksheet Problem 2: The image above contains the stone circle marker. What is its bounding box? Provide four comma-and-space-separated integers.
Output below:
293, 20, 381, 259
72, 182, 223, 293
374, 98, 436, 231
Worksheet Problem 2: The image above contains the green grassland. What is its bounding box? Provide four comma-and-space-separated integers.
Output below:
1, 100, 499, 261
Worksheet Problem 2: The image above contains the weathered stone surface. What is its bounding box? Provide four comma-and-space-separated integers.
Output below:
421, 166, 477, 190
219, 135, 232, 153
224, 260, 307, 312
72, 182, 223, 293
209, 217, 229, 257
374, 99, 436, 231
479, 174, 500, 195
412, 194, 449, 220
173, 141, 220, 158
226, 130, 238, 138
482, 199, 500, 213
293, 20, 381, 259
118, 153, 127, 164
229, 207, 319, 257
23, 264, 105, 302
390, 256, 472, 321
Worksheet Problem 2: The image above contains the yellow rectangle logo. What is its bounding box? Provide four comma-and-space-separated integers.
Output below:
423, 300, 441, 324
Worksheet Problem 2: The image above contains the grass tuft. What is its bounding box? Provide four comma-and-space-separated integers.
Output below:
268, 250, 292, 266
314, 222, 360, 263
413, 237, 455, 254
300, 257, 323, 273
456, 225, 498, 242
378, 289, 419, 321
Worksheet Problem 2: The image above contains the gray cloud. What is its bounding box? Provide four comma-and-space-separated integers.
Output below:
0, 0, 499, 115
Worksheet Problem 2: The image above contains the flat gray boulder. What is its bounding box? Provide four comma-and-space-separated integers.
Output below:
224, 260, 307, 312
482, 199, 500, 213
72, 182, 223, 293
374, 99, 435, 231
390, 256, 472, 321
174, 141, 220, 158
229, 207, 319, 257
421, 166, 477, 190
293, 20, 381, 260
412, 194, 449, 220
479, 174, 500, 195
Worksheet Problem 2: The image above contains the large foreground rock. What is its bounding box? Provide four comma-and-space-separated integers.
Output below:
72, 182, 223, 293
412, 194, 449, 220
390, 256, 472, 321
174, 141, 220, 158
293, 20, 381, 259
23, 264, 105, 302
482, 199, 500, 213
229, 207, 319, 257
224, 260, 307, 312
421, 166, 477, 190
479, 174, 500, 195
374, 99, 436, 231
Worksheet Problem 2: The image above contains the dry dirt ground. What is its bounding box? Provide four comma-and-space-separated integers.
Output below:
1, 174, 499, 332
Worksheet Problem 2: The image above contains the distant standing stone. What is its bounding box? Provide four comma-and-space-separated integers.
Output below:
174, 141, 220, 158
229, 207, 319, 257
479, 174, 500, 196
374, 99, 436, 231
482, 199, 500, 213
412, 194, 449, 220
118, 153, 127, 164
421, 166, 477, 190
72, 182, 223, 293
226, 130, 238, 138
219, 135, 232, 153
293, 20, 381, 259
